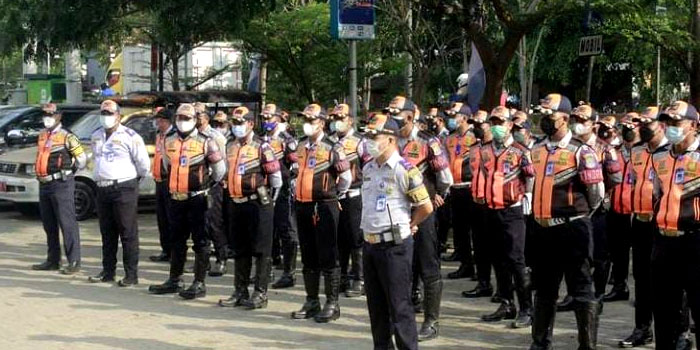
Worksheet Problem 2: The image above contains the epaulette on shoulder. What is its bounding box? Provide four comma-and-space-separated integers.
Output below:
399, 158, 414, 170
124, 127, 136, 136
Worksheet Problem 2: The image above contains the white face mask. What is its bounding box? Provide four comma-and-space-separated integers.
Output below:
366, 138, 387, 158
216, 127, 229, 135
100, 115, 118, 129
278, 123, 288, 133
176, 119, 196, 133
43, 117, 56, 129
333, 120, 350, 133
232, 124, 248, 138
572, 122, 590, 136
303, 123, 319, 137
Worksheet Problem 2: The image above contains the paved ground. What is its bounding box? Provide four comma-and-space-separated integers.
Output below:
0, 204, 661, 350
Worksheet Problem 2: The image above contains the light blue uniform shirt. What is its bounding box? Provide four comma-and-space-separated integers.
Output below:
91, 124, 150, 181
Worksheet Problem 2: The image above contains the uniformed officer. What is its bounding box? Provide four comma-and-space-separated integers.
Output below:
618, 107, 665, 348
360, 112, 433, 350
479, 106, 535, 328
148, 103, 226, 299
194, 103, 230, 277
529, 94, 604, 350
425, 107, 452, 259
386, 96, 453, 341
32, 103, 87, 275
88, 100, 150, 287
290, 104, 352, 323
149, 108, 175, 263
211, 111, 231, 138
443, 102, 476, 280
217, 106, 282, 309
329, 103, 372, 297
260, 104, 300, 289
650, 101, 700, 349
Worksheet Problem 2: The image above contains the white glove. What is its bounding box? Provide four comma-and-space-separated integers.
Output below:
522, 192, 533, 216
290, 178, 297, 200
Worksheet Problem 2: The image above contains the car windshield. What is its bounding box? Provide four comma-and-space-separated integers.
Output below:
71, 110, 102, 140
0, 107, 36, 130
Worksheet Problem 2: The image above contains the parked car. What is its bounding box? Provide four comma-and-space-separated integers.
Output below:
0, 90, 261, 220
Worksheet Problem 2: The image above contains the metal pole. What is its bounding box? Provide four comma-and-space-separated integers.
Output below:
656, 45, 661, 105
349, 40, 358, 118
586, 56, 595, 103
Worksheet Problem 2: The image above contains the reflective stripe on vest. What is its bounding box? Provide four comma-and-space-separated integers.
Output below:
227, 139, 263, 198
631, 147, 655, 215
470, 145, 484, 200
531, 143, 587, 219
653, 150, 700, 231
446, 132, 475, 183
152, 133, 166, 182
35, 130, 69, 177
612, 147, 634, 214
166, 136, 207, 194
481, 144, 525, 209
295, 140, 335, 202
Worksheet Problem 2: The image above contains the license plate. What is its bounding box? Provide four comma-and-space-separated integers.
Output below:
0, 181, 6, 192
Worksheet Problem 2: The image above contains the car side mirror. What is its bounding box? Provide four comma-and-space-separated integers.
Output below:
6, 129, 23, 138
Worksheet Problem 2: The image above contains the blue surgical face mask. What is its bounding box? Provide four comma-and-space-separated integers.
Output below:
447, 118, 458, 131
232, 125, 248, 138
665, 125, 686, 144
262, 121, 277, 132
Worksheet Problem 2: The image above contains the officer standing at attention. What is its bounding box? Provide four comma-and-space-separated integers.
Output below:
218, 106, 282, 309
194, 102, 229, 277
425, 107, 451, 258
529, 94, 604, 350
148, 103, 226, 299
88, 100, 150, 287
32, 103, 87, 274
360, 112, 433, 350
261, 104, 300, 290
149, 108, 175, 263
651, 101, 700, 349
386, 95, 453, 341
329, 103, 372, 298
211, 111, 231, 138
291, 104, 352, 323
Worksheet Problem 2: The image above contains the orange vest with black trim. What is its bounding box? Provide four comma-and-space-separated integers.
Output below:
165, 132, 211, 194
531, 139, 591, 219
227, 136, 268, 198
296, 136, 340, 202
445, 131, 476, 184
35, 129, 73, 177
470, 143, 485, 200
152, 130, 170, 182
652, 147, 700, 232
481, 142, 527, 209
611, 145, 634, 214
631, 144, 668, 216
401, 131, 440, 198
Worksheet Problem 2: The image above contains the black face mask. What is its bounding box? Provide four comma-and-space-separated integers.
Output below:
540, 117, 558, 136
640, 125, 656, 142
622, 127, 637, 142
392, 115, 406, 129
473, 125, 485, 139
597, 126, 613, 140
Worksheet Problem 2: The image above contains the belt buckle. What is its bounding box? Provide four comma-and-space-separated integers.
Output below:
172, 192, 188, 201
365, 234, 379, 244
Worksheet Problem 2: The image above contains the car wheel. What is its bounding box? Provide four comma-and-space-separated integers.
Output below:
75, 180, 96, 221
15, 203, 39, 217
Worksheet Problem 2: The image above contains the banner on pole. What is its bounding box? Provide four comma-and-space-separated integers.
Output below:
331, 0, 376, 40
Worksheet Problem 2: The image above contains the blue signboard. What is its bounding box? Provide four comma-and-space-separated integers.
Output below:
331, 0, 375, 40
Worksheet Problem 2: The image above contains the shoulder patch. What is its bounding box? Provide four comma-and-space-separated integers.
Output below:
124, 127, 136, 136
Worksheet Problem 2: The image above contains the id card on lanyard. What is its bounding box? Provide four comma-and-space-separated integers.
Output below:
375, 194, 387, 212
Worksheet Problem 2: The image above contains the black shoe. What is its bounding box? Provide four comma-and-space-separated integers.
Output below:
209, 260, 227, 277
442, 251, 459, 262
32, 261, 60, 271
447, 264, 475, 279
148, 278, 184, 294
179, 281, 206, 299
618, 327, 653, 348
314, 301, 340, 323
88, 271, 115, 283
556, 295, 575, 312
60, 262, 81, 275
242, 291, 268, 310
511, 310, 533, 328
418, 321, 439, 342
602, 287, 629, 302
482, 300, 517, 322
345, 280, 364, 298
291, 298, 321, 319
218, 289, 249, 307
149, 252, 170, 262
418, 280, 442, 342
271, 273, 295, 289
462, 283, 493, 298
117, 277, 138, 287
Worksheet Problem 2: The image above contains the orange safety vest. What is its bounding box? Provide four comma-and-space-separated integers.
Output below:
481, 142, 527, 209
152, 131, 169, 182
295, 136, 341, 202
531, 139, 591, 219
35, 129, 72, 177
611, 146, 634, 214
631, 144, 667, 215
470, 143, 485, 200
652, 148, 700, 232
445, 131, 476, 184
227, 136, 269, 198
165, 132, 210, 194
401, 131, 442, 198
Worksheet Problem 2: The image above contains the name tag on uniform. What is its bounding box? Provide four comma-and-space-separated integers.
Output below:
626, 172, 634, 184
648, 169, 655, 180
106, 152, 114, 162
455, 144, 461, 155
308, 158, 316, 168
238, 164, 246, 175
675, 168, 685, 184
375, 194, 387, 211
503, 162, 510, 174
545, 161, 554, 176
45, 139, 52, 149
180, 155, 188, 167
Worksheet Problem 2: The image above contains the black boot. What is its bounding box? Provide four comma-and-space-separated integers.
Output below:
482, 299, 517, 322
32, 260, 60, 271
512, 267, 533, 328
530, 297, 556, 350
272, 244, 297, 289
447, 263, 475, 279
618, 327, 653, 348
242, 257, 269, 310
179, 281, 206, 299
602, 285, 629, 302
291, 270, 321, 319
557, 295, 576, 312
148, 277, 184, 294
179, 252, 208, 299
346, 248, 364, 298
315, 268, 340, 323
219, 257, 251, 307
593, 260, 611, 299
418, 280, 442, 342
574, 300, 600, 350
462, 281, 493, 298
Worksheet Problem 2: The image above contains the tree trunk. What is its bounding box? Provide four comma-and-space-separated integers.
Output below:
691, 0, 700, 107
518, 37, 528, 111
171, 55, 180, 91
412, 65, 430, 106
484, 63, 505, 110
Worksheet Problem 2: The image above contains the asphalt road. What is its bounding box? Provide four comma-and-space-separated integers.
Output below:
0, 206, 661, 349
